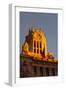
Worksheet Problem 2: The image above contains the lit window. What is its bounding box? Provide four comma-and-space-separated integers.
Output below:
34, 49, 36, 53
37, 49, 39, 53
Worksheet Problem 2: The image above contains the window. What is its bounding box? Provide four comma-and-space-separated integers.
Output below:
52, 68, 55, 76
33, 41, 42, 54
34, 41, 36, 48
40, 67, 43, 76
34, 66, 37, 76
34, 41, 36, 53
46, 68, 49, 76
37, 49, 39, 53
34, 49, 36, 53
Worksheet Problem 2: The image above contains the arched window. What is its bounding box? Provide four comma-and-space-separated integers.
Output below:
34, 49, 36, 53
37, 49, 39, 53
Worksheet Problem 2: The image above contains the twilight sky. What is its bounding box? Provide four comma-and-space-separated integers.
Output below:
20, 12, 58, 59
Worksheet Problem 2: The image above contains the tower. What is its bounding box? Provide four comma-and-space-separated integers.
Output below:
20, 27, 58, 77
22, 27, 48, 59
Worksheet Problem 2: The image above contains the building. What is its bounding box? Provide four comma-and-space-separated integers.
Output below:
20, 27, 58, 78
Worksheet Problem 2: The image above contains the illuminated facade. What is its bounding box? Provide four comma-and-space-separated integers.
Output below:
20, 27, 58, 77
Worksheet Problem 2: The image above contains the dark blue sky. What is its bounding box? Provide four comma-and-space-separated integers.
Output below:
20, 12, 58, 59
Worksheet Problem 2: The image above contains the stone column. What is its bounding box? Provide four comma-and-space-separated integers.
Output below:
36, 41, 37, 53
